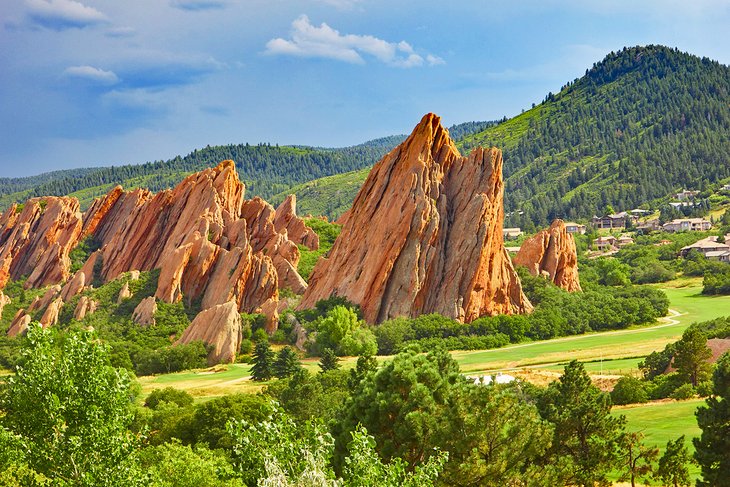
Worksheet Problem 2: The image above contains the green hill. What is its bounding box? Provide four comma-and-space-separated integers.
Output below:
461, 45, 730, 229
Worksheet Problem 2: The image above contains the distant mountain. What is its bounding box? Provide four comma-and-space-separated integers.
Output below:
459, 45, 730, 229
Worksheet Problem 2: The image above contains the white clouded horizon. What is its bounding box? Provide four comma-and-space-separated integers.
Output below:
265, 15, 444, 68
24, 0, 107, 30
63, 65, 119, 84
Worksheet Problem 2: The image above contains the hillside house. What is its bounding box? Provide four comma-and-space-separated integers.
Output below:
680, 236, 730, 258
674, 189, 700, 201
617, 235, 634, 247
564, 222, 587, 234
592, 212, 638, 229
594, 236, 617, 252
503, 228, 523, 239
663, 218, 712, 233
722, 184, 730, 192
636, 219, 661, 233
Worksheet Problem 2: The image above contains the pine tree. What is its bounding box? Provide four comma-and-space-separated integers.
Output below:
674, 328, 713, 387
694, 352, 730, 486
274, 347, 301, 379
318, 348, 340, 373
618, 432, 658, 487
251, 341, 275, 382
655, 436, 692, 487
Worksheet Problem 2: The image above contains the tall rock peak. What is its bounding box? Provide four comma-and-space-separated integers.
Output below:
298, 113, 532, 323
514, 219, 582, 292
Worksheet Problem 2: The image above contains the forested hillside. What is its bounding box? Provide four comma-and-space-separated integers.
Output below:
460, 45, 730, 229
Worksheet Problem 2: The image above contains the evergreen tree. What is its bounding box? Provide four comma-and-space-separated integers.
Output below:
251, 341, 275, 382
655, 436, 692, 487
318, 348, 340, 373
348, 353, 378, 388
273, 347, 301, 379
694, 352, 730, 486
674, 328, 713, 386
539, 360, 626, 487
617, 432, 658, 487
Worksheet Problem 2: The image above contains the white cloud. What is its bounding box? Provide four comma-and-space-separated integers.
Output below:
64, 65, 119, 84
265, 15, 444, 68
105, 26, 136, 38
25, 0, 107, 30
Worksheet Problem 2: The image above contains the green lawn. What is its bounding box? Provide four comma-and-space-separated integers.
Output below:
615, 399, 704, 479
453, 286, 730, 375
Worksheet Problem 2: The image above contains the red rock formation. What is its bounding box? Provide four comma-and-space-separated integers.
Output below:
60, 270, 86, 302
74, 296, 98, 320
0, 291, 10, 320
40, 297, 63, 328
29, 285, 62, 313
175, 301, 242, 364
132, 296, 157, 326
299, 113, 532, 323
513, 219, 581, 292
0, 197, 83, 290
117, 282, 132, 304
7, 309, 31, 337
274, 195, 320, 250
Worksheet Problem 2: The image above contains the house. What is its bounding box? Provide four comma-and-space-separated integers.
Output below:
594, 236, 617, 252
669, 202, 700, 209
630, 209, 651, 216
654, 239, 673, 246
617, 235, 634, 247
674, 189, 700, 201
680, 236, 730, 257
503, 228, 523, 239
466, 373, 516, 386
636, 219, 661, 233
663, 218, 712, 233
564, 222, 587, 234
592, 212, 638, 229
505, 246, 521, 253
721, 184, 730, 192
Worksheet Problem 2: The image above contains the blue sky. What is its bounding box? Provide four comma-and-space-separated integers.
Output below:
1, 0, 729, 177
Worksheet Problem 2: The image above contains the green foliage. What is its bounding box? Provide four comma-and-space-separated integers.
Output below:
144, 387, 194, 409
141, 441, 242, 487
617, 432, 658, 487
308, 305, 377, 357
134, 341, 208, 376
273, 347, 302, 379
459, 45, 730, 227
639, 342, 676, 379
673, 327, 713, 386
251, 341, 275, 382
0, 326, 143, 486
296, 218, 341, 281
265, 368, 350, 423
611, 376, 649, 405
655, 436, 693, 487
68, 237, 101, 274
694, 352, 730, 486
702, 267, 730, 295
334, 349, 461, 468
538, 360, 626, 487
318, 348, 340, 373
227, 404, 336, 487
670, 383, 696, 400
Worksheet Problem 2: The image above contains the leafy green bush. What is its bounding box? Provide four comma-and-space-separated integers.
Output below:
308, 306, 377, 357
670, 383, 696, 400
145, 387, 194, 409
611, 376, 648, 405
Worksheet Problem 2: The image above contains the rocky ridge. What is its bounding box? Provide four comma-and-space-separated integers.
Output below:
299, 113, 532, 323
513, 219, 581, 292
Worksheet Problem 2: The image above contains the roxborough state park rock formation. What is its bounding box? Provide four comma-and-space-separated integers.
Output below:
299, 113, 533, 323
175, 301, 242, 365
513, 219, 582, 292
2, 160, 318, 360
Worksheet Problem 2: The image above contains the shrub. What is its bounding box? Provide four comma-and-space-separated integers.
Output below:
145, 387, 194, 410
670, 383, 696, 400
611, 376, 648, 405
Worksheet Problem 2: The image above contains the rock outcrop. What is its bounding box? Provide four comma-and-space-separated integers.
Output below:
514, 219, 581, 292
117, 282, 132, 304
299, 113, 532, 323
0, 291, 10, 320
40, 297, 63, 328
75, 161, 317, 330
7, 309, 31, 337
60, 270, 86, 302
74, 296, 98, 320
0, 197, 83, 290
29, 285, 62, 313
132, 296, 157, 326
274, 195, 320, 250
175, 301, 242, 364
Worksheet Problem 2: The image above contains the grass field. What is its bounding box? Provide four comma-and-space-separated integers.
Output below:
615, 399, 704, 479
454, 285, 730, 375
